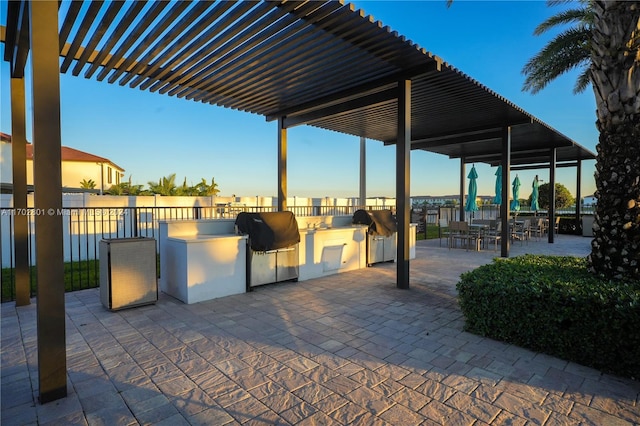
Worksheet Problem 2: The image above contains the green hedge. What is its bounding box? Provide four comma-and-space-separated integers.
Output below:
456, 255, 640, 379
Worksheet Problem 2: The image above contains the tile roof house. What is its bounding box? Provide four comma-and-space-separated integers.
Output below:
0, 132, 124, 193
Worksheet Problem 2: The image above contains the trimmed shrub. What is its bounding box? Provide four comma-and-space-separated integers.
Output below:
456, 255, 640, 379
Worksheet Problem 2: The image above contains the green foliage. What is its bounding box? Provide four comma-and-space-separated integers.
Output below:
2, 257, 161, 303
1, 260, 99, 303
106, 184, 124, 195
522, 0, 592, 94
79, 178, 96, 189
105, 176, 144, 195
456, 255, 640, 378
147, 173, 177, 196
195, 177, 220, 196
415, 224, 440, 241
145, 174, 221, 196
531, 182, 575, 209
176, 177, 199, 196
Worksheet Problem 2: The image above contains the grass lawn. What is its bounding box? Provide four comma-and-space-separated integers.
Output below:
2, 256, 162, 303
416, 223, 442, 240
1, 259, 101, 303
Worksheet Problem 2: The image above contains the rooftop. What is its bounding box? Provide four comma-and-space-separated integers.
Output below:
1, 132, 124, 170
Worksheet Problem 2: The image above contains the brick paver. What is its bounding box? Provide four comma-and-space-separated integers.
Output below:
1, 235, 638, 425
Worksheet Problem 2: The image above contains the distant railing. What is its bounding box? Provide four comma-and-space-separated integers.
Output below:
0, 204, 387, 302
412, 204, 594, 237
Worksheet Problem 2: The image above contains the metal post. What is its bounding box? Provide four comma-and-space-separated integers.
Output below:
500, 127, 511, 257
277, 117, 287, 212
576, 158, 582, 231
549, 148, 557, 243
11, 77, 30, 306
460, 159, 466, 221
359, 136, 366, 208
30, 0, 67, 403
396, 79, 411, 290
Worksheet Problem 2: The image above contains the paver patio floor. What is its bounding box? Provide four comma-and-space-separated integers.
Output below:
2, 235, 639, 425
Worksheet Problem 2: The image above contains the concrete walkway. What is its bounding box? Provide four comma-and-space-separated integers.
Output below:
2, 235, 639, 425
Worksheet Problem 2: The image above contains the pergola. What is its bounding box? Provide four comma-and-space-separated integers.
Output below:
2, 0, 595, 403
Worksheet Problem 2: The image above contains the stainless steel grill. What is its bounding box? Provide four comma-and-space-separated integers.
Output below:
352, 209, 397, 266
235, 212, 300, 290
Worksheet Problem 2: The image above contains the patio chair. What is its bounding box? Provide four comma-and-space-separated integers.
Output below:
511, 219, 531, 245
529, 218, 546, 241
449, 221, 481, 251
447, 220, 460, 249
483, 221, 501, 251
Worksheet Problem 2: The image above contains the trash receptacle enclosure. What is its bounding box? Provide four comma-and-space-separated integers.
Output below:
100, 237, 157, 310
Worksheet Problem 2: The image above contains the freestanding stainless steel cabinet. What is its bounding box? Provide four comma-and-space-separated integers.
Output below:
100, 237, 157, 311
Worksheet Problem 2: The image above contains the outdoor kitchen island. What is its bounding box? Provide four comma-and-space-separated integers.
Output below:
159, 215, 416, 304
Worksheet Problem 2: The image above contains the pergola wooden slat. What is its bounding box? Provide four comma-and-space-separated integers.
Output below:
82, 2, 148, 78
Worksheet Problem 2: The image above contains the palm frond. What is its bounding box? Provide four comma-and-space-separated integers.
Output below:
522, 27, 591, 94
573, 67, 592, 94
546, 0, 584, 7
533, 7, 592, 35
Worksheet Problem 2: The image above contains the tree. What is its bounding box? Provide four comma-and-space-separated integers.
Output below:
195, 177, 220, 197
176, 177, 199, 196
522, 1, 592, 95
106, 176, 144, 196
106, 183, 124, 195
522, 1, 640, 280
147, 174, 177, 196
79, 178, 96, 190
530, 182, 575, 209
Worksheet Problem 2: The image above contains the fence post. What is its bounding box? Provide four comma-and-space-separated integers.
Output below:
133, 207, 139, 237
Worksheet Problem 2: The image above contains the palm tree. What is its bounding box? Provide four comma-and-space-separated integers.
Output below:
522, 0, 640, 280
124, 176, 144, 196
106, 183, 124, 195
147, 173, 177, 196
522, 0, 592, 95
176, 177, 199, 196
196, 177, 220, 197
79, 178, 96, 190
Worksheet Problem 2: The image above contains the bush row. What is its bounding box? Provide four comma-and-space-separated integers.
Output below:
456, 255, 640, 379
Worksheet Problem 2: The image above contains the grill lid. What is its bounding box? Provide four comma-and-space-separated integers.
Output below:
236, 212, 300, 251
352, 209, 397, 237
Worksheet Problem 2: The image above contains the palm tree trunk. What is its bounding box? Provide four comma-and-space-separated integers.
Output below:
588, 1, 640, 279
590, 121, 640, 279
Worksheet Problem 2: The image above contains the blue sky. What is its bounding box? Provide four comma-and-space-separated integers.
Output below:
0, 1, 597, 199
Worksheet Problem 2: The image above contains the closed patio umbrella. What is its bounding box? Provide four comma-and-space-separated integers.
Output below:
510, 175, 521, 212
531, 175, 540, 213
493, 165, 502, 204
465, 165, 479, 215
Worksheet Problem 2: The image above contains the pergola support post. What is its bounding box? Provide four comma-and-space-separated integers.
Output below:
500, 127, 511, 257
549, 148, 557, 243
359, 136, 366, 208
459, 159, 466, 222
576, 158, 582, 231
396, 79, 411, 290
30, 0, 67, 403
277, 117, 287, 212
11, 76, 30, 307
